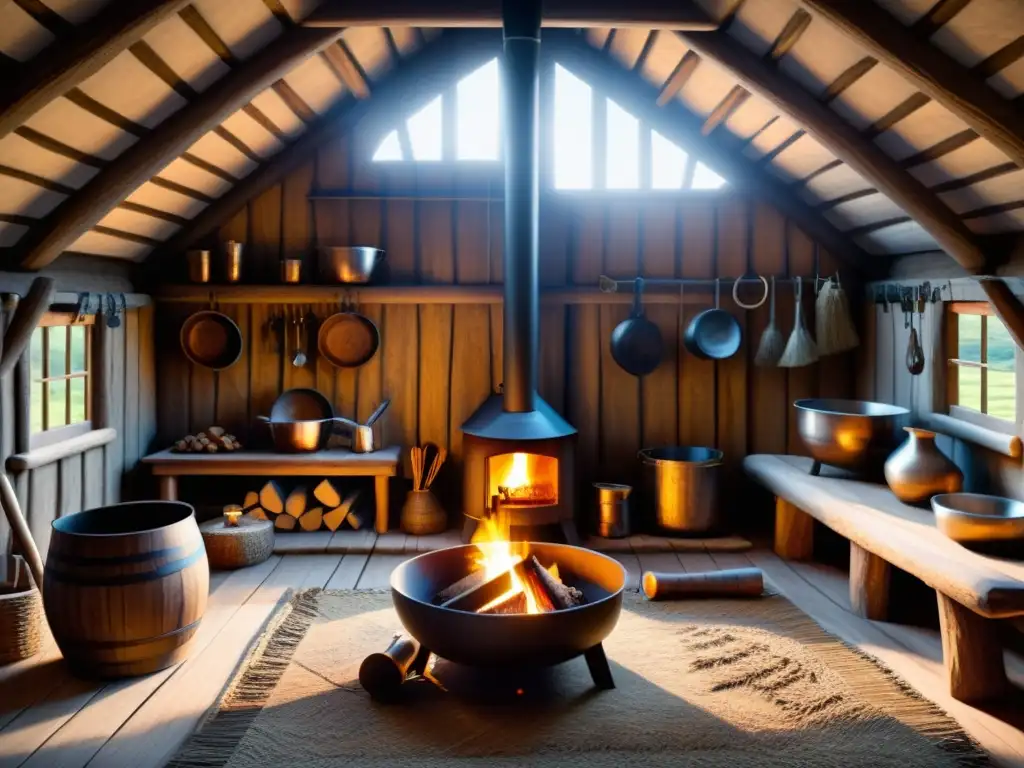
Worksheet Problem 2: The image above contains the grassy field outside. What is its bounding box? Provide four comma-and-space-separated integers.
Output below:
29, 325, 88, 434
956, 313, 1017, 423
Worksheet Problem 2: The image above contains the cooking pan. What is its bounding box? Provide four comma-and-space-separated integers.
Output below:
684, 278, 742, 360
332, 399, 390, 453
271, 388, 334, 421
258, 415, 342, 453
610, 277, 662, 376
318, 307, 380, 368
180, 310, 243, 370
390, 543, 625, 669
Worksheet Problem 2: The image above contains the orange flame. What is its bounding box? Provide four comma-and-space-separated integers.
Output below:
470, 517, 560, 614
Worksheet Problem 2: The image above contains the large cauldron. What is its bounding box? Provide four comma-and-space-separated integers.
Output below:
390, 543, 625, 686
794, 398, 911, 475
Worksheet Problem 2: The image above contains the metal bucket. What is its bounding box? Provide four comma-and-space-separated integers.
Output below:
639, 447, 723, 533
594, 483, 631, 538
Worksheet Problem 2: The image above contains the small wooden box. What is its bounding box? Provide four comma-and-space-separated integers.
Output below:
200, 516, 274, 570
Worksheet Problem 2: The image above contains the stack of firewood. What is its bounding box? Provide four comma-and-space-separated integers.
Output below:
243, 479, 369, 532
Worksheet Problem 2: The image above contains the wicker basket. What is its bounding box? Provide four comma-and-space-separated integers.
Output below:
400, 490, 447, 535
0, 555, 43, 665
200, 516, 275, 570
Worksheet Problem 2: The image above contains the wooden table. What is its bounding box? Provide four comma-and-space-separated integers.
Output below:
142, 447, 402, 533
744, 453, 1024, 704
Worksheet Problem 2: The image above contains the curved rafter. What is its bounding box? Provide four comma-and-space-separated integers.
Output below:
0, 0, 193, 142
795, 0, 1024, 171
11, 25, 347, 272
676, 26, 1024, 348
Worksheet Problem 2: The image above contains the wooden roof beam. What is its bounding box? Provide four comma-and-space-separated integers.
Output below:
11, 25, 345, 272
303, 0, 719, 29
549, 32, 875, 277
0, 0, 193, 142
676, 27, 1024, 349
796, 0, 1024, 170
145, 29, 503, 272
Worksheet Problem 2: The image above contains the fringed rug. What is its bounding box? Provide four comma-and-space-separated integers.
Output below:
167, 589, 988, 767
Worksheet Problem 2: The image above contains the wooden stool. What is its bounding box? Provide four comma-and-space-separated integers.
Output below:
200, 516, 274, 570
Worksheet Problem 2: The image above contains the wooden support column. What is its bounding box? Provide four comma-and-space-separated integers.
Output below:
849, 541, 890, 620
774, 497, 814, 560
936, 593, 1009, 703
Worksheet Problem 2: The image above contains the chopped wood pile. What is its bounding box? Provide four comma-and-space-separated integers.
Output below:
435, 553, 584, 615
243, 479, 370, 532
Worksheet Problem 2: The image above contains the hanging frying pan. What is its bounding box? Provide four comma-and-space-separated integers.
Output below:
684, 278, 742, 360
180, 310, 243, 371
610, 277, 663, 376
318, 304, 380, 369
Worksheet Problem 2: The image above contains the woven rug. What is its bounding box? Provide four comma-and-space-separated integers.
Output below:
167, 589, 988, 767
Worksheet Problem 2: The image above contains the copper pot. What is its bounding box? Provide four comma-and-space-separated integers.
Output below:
884, 427, 962, 505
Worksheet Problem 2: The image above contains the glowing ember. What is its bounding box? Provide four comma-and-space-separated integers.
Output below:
492, 452, 557, 506
470, 517, 562, 614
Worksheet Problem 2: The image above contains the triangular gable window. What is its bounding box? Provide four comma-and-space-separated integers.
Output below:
372, 58, 727, 192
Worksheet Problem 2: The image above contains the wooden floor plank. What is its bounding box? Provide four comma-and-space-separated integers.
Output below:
0, 677, 103, 768
675, 551, 718, 573
708, 551, 756, 571
355, 554, 409, 589
326, 553, 369, 589
607, 552, 642, 591
17, 557, 283, 768
749, 550, 1024, 767
635, 551, 686, 576
86, 556, 336, 768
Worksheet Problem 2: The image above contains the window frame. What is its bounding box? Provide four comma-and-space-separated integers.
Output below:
29, 311, 96, 451
945, 301, 1023, 437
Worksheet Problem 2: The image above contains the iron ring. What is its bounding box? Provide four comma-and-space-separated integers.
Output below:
731, 275, 769, 310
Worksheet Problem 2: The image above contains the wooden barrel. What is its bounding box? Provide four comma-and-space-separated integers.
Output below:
43, 501, 209, 678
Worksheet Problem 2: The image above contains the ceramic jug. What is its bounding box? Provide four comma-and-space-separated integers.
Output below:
884, 427, 962, 505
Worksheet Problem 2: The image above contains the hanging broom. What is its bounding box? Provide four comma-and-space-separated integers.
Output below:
754, 275, 786, 367
815, 273, 859, 355
778, 277, 818, 368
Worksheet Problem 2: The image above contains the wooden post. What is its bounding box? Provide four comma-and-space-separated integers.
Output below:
849, 541, 890, 620
774, 497, 813, 560
158, 476, 178, 501
374, 475, 389, 533
936, 593, 1009, 703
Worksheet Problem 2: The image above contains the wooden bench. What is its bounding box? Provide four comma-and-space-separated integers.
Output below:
744, 453, 1024, 704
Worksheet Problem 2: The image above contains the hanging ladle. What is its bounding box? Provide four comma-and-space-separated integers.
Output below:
906, 287, 925, 376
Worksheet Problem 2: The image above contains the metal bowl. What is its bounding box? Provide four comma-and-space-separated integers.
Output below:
931, 493, 1024, 544
390, 543, 625, 668
793, 398, 911, 473
318, 246, 384, 284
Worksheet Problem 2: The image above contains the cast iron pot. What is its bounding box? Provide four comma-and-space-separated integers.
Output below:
180, 310, 243, 371
684, 279, 741, 360
390, 543, 625, 668
610, 277, 662, 376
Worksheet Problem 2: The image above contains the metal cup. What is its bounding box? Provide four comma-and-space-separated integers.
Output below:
281, 258, 302, 284
187, 250, 211, 284
223, 241, 244, 283
594, 483, 631, 538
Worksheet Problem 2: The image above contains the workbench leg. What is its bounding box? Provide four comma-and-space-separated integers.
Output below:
158, 476, 178, 501
937, 593, 1009, 703
849, 542, 890, 620
374, 476, 389, 534
774, 497, 813, 560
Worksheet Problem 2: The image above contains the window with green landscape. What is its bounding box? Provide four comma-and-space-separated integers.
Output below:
29, 316, 92, 441
950, 304, 1016, 424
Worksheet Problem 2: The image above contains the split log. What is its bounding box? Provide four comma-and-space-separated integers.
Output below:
641, 568, 764, 600
274, 514, 297, 531
516, 555, 583, 611
479, 591, 527, 614
359, 634, 430, 702
300, 506, 323, 531
242, 490, 260, 511
435, 568, 487, 605
346, 504, 371, 531
323, 505, 347, 531
248, 508, 268, 521
259, 481, 284, 516
285, 486, 307, 518
441, 565, 519, 612
313, 479, 341, 508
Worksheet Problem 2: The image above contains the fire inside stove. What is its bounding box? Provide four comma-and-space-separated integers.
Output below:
487, 452, 558, 506
436, 518, 583, 615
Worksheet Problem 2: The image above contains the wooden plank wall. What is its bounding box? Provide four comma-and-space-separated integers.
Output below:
156, 140, 858, 529
0, 307, 158, 557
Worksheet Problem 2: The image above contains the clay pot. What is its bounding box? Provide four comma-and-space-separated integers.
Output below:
884, 427, 963, 505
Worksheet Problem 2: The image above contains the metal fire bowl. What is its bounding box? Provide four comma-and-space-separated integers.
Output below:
793, 398, 911, 473
390, 543, 626, 668
931, 493, 1024, 545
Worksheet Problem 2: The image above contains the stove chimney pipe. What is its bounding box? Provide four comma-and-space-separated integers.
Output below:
500, 0, 541, 413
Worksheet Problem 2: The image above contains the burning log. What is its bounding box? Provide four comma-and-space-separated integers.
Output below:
642, 568, 764, 600
434, 568, 487, 605
516, 555, 583, 611
479, 590, 527, 615
441, 565, 519, 613
359, 634, 431, 702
